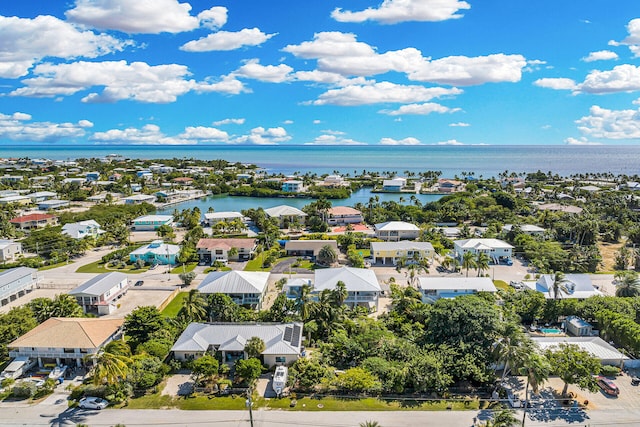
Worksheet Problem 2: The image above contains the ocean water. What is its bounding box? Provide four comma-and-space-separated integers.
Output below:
3, 144, 640, 177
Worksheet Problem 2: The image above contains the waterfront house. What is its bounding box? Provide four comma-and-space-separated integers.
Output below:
171, 322, 303, 367
264, 205, 307, 228
327, 206, 363, 226
0, 240, 22, 263
131, 215, 173, 231
531, 274, 601, 299
417, 277, 497, 304
322, 175, 348, 187
282, 180, 305, 193
10, 213, 58, 230
8, 317, 123, 368
123, 194, 156, 205
453, 238, 514, 264
437, 179, 465, 193
313, 266, 381, 311
197, 271, 270, 309
129, 240, 179, 265
382, 177, 406, 192
0, 267, 36, 306
172, 177, 194, 186
62, 220, 105, 240
370, 241, 434, 265
196, 238, 257, 264
374, 221, 420, 241
284, 239, 339, 261
69, 272, 129, 315
204, 211, 245, 226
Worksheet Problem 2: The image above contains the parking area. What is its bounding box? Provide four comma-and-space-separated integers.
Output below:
102, 286, 178, 319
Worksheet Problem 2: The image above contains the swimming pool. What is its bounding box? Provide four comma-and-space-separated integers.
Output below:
540, 328, 563, 334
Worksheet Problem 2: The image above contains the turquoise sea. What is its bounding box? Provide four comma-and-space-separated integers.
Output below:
3, 144, 640, 177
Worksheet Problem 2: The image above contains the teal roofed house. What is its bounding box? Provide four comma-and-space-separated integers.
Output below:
131, 215, 173, 231
129, 240, 179, 265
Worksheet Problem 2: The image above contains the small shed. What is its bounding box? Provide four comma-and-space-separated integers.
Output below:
566, 316, 593, 337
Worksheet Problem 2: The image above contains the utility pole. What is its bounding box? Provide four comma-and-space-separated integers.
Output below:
245, 390, 254, 427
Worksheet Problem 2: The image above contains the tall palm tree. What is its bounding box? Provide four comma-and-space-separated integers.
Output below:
462, 251, 476, 277
89, 341, 132, 386
331, 281, 348, 307
179, 289, 207, 323
295, 284, 312, 321
492, 323, 533, 384
359, 421, 381, 427
551, 272, 570, 300
519, 352, 551, 427
614, 271, 640, 297
475, 252, 491, 277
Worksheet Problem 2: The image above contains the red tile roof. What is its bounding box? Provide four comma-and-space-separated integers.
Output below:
10, 213, 57, 224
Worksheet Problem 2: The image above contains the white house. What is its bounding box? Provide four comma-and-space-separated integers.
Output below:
0, 240, 22, 263
313, 266, 381, 311
204, 211, 245, 226
197, 271, 270, 309
418, 277, 497, 304
8, 317, 123, 368
502, 224, 545, 236
374, 221, 420, 241
531, 336, 628, 367
264, 205, 307, 228
370, 241, 434, 265
0, 267, 37, 306
327, 206, 363, 226
530, 274, 601, 299
69, 272, 129, 315
123, 194, 156, 205
62, 220, 105, 240
282, 180, 305, 193
453, 238, 514, 264
382, 177, 406, 191
131, 215, 174, 231
171, 322, 303, 367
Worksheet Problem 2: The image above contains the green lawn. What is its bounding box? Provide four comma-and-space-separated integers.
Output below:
493, 280, 512, 292
39, 261, 73, 271
75, 260, 149, 274
244, 256, 291, 272
170, 262, 198, 274
203, 266, 232, 273
160, 292, 188, 317
127, 391, 480, 411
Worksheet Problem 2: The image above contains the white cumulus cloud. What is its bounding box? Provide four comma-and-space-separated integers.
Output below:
379, 137, 421, 145
613, 18, 640, 57
234, 59, 293, 83
331, 0, 470, 24
310, 81, 463, 106
449, 122, 470, 127
66, 0, 223, 34
180, 126, 229, 142
533, 78, 578, 91
212, 118, 245, 126
576, 105, 640, 139
565, 137, 602, 145
379, 102, 460, 116
0, 112, 92, 142
235, 126, 291, 145
582, 50, 619, 62
90, 124, 192, 145
0, 15, 130, 78
435, 139, 464, 145
181, 28, 276, 52
304, 134, 366, 145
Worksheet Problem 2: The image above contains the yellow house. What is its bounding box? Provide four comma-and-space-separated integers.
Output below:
370, 241, 434, 265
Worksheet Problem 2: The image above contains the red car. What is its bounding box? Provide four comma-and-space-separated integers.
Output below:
596, 376, 619, 396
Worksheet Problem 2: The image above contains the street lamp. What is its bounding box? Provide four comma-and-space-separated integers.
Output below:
245, 390, 254, 427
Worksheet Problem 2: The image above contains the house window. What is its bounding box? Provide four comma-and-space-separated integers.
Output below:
275, 356, 286, 364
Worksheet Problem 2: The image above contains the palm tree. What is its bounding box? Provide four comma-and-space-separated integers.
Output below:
295, 284, 312, 321
331, 281, 348, 307
227, 247, 238, 261
359, 421, 381, 427
89, 341, 132, 386
519, 352, 551, 427
462, 251, 476, 277
614, 271, 640, 297
475, 252, 491, 277
492, 323, 533, 384
179, 289, 207, 323
551, 271, 570, 300
489, 409, 518, 427
317, 244, 338, 266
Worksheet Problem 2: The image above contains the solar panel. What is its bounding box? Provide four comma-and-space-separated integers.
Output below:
283, 326, 293, 342
291, 324, 301, 346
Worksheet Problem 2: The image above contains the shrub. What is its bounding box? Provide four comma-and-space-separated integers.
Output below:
12, 381, 37, 398
600, 365, 620, 377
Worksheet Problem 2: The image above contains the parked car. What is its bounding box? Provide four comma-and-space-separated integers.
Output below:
596, 376, 620, 396
631, 376, 640, 386
134, 280, 144, 286
78, 397, 109, 410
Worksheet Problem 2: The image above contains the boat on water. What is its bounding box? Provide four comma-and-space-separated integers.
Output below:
272, 366, 288, 396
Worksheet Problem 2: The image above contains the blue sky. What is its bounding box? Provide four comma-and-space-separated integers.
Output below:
0, 0, 639, 146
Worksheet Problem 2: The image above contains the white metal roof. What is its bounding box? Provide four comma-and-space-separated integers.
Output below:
69, 272, 128, 297
454, 238, 514, 250
197, 270, 269, 294
370, 240, 434, 252
532, 336, 628, 361
264, 205, 307, 218
418, 277, 497, 292
314, 266, 381, 292
374, 221, 420, 232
